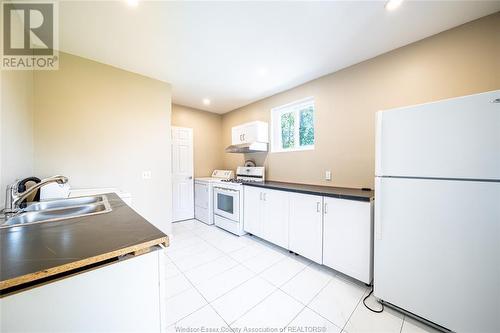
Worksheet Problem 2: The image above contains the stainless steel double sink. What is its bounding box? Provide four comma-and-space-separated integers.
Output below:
1, 195, 112, 229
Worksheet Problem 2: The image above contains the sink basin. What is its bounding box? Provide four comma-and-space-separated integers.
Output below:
1, 195, 112, 229
23, 195, 105, 212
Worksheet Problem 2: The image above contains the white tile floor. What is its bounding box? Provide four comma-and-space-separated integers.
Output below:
165, 219, 440, 333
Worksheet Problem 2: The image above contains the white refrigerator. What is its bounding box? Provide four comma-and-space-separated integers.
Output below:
374, 90, 500, 333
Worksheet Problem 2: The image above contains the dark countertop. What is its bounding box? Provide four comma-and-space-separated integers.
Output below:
244, 181, 374, 202
0, 193, 168, 292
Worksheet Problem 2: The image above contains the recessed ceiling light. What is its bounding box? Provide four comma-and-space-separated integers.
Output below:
203, 98, 211, 106
385, 0, 403, 11
127, 0, 139, 7
257, 67, 269, 76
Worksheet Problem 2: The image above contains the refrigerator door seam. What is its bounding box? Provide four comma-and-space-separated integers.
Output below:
377, 175, 500, 183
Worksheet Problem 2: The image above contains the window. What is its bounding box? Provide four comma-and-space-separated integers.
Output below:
271, 97, 315, 152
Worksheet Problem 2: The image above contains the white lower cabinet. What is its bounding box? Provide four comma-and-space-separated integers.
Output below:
322, 197, 373, 284
243, 185, 374, 283
243, 187, 289, 248
243, 186, 263, 235
289, 192, 324, 264
0, 249, 166, 332
261, 188, 289, 249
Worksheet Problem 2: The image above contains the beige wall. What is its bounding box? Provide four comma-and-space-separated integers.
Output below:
0, 70, 35, 208
172, 104, 223, 177
33, 53, 173, 234
222, 13, 500, 188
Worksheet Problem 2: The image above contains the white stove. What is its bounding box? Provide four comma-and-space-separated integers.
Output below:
194, 170, 234, 225
195, 170, 234, 183
213, 166, 265, 236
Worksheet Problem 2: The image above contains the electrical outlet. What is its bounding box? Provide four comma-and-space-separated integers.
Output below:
142, 171, 152, 180
325, 170, 332, 181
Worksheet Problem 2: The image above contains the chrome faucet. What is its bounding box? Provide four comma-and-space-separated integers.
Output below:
3, 175, 69, 214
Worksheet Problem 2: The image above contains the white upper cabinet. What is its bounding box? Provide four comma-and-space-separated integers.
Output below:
288, 192, 323, 264
323, 197, 373, 284
231, 121, 269, 145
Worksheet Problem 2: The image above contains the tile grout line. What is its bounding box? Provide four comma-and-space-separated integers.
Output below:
201, 266, 258, 304
173, 227, 265, 316
281, 274, 342, 330
205, 237, 295, 327
277, 270, 334, 308
170, 220, 350, 332
282, 304, 308, 331
169, 247, 227, 274
183, 223, 284, 331
178, 257, 236, 333
165, 258, 208, 328
165, 236, 213, 261
259, 259, 310, 290
181, 253, 240, 281
171, 224, 295, 312
227, 258, 320, 329
239, 254, 289, 276
225, 284, 281, 328
399, 315, 407, 333
166, 226, 242, 332
338, 285, 370, 332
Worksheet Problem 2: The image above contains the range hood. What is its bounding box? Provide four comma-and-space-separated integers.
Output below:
225, 142, 268, 153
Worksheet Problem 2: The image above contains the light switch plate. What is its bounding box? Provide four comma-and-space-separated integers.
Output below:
142, 171, 152, 180
325, 170, 332, 181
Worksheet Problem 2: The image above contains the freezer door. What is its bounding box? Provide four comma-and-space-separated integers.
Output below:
375, 90, 500, 179
374, 177, 500, 332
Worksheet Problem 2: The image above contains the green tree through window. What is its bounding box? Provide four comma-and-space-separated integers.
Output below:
281, 112, 295, 149
271, 97, 315, 152
299, 106, 314, 146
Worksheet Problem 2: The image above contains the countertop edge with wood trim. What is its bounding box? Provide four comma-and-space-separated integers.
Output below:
1, 193, 169, 293
0, 237, 168, 291
243, 181, 374, 201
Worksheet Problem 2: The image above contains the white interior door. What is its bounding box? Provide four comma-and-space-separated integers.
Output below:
172, 127, 194, 222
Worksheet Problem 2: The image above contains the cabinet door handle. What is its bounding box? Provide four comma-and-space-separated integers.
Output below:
316, 202, 320, 213
324, 202, 328, 214
263, 193, 266, 201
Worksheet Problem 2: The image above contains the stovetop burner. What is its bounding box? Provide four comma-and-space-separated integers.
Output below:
221, 179, 262, 184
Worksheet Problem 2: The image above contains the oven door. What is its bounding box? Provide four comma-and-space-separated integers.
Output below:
213, 186, 240, 222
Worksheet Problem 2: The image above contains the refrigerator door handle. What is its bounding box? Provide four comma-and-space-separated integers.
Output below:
374, 177, 382, 240
375, 111, 383, 176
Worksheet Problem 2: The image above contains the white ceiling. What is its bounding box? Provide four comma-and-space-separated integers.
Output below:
59, 1, 500, 114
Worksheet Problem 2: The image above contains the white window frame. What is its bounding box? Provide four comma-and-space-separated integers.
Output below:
270, 97, 315, 153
